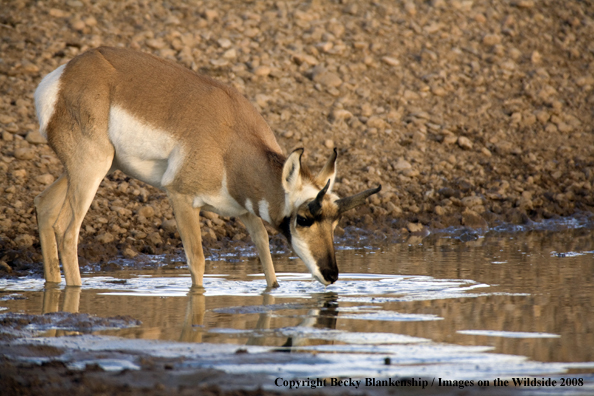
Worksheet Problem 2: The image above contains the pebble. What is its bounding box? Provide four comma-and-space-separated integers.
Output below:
381, 57, 400, 67
0, 115, 16, 124
313, 72, 342, 88
457, 136, 473, 150
35, 174, 55, 185
253, 65, 271, 76
161, 219, 177, 233
14, 147, 35, 160
406, 222, 423, 233
147, 232, 163, 245
97, 232, 115, 244
394, 158, 412, 171
15, 234, 33, 248
482, 34, 502, 46
461, 208, 488, 230
137, 205, 155, 219
123, 248, 139, 259
25, 130, 47, 144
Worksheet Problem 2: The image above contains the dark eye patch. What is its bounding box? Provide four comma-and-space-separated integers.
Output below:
296, 215, 314, 227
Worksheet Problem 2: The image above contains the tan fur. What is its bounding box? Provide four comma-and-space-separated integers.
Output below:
34, 47, 379, 288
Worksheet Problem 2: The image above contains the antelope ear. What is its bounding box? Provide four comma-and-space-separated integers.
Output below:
282, 148, 304, 193
314, 148, 337, 193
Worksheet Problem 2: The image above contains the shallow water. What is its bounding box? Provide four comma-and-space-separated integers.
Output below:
1, 225, 594, 381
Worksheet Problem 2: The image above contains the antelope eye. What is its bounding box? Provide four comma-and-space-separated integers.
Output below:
296, 215, 314, 227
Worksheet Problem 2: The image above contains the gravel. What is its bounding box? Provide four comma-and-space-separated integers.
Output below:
1, 0, 594, 273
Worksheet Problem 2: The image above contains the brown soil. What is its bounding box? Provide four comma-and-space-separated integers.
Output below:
1, 0, 594, 275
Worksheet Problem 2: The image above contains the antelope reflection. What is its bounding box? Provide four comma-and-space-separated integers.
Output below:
40, 285, 339, 348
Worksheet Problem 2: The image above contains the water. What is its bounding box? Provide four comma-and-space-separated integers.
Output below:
1, 226, 594, 383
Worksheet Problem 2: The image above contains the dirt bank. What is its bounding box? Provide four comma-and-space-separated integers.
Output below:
1, 0, 594, 273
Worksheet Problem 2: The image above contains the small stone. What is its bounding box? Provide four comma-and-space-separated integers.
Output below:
407, 222, 423, 233
443, 134, 458, 145
535, 110, 550, 124
253, 65, 271, 76
222, 48, 237, 59
123, 248, 139, 259
146, 38, 166, 50
557, 122, 573, 133
431, 86, 447, 96
394, 158, 412, 171
313, 72, 342, 88
161, 219, 177, 233
97, 232, 115, 244
12, 169, 27, 179
49, 8, 68, 18
324, 139, 334, 149
35, 174, 55, 185
15, 234, 34, 248
147, 232, 163, 245
0, 114, 16, 124
457, 136, 473, 150
403, 90, 420, 101
25, 130, 47, 144
84, 16, 97, 27
5, 123, 19, 133
70, 19, 86, 31
330, 109, 353, 122
482, 34, 502, 46
531, 50, 542, 64
404, 2, 417, 15
461, 208, 488, 230
204, 9, 219, 22
217, 38, 232, 48
515, 0, 535, 8
138, 205, 155, 218
510, 112, 522, 124
14, 147, 35, 160
461, 196, 483, 208
381, 56, 400, 67
434, 205, 446, 216
2, 132, 13, 141
481, 147, 492, 157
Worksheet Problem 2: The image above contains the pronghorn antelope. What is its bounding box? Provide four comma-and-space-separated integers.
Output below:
34, 47, 380, 288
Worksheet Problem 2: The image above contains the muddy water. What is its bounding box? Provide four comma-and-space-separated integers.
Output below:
1, 224, 594, 377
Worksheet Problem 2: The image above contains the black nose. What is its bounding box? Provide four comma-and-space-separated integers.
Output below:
321, 268, 339, 284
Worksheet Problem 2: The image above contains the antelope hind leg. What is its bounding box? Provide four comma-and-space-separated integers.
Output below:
52, 147, 114, 286
34, 173, 68, 283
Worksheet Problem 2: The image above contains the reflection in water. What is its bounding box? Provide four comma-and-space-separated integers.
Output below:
279, 293, 338, 350
180, 286, 205, 343
1, 226, 594, 370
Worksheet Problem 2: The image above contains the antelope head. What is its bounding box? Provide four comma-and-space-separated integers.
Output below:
279, 148, 381, 285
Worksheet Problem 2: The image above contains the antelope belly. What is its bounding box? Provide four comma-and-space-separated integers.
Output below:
108, 105, 176, 188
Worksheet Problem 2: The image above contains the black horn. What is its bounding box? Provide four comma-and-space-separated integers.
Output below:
336, 185, 382, 215
308, 179, 331, 216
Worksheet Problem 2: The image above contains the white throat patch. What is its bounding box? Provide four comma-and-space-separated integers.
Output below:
291, 235, 328, 285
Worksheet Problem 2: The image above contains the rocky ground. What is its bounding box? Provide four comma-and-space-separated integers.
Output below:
1, 0, 594, 275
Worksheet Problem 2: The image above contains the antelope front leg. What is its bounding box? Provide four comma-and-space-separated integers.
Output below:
167, 191, 205, 287
239, 213, 279, 288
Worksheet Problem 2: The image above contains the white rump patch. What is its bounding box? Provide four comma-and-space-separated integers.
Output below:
35, 63, 66, 138
258, 199, 272, 224
108, 105, 177, 188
